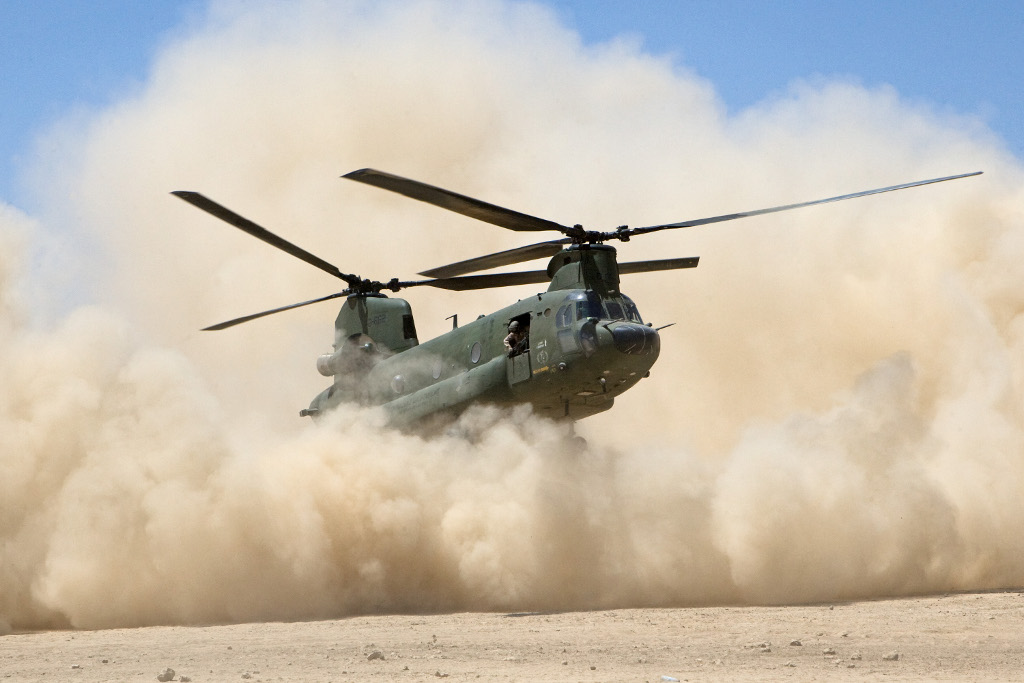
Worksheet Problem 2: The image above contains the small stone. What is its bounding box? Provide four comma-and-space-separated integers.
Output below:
789, 640, 802, 646
434, 672, 449, 678
883, 652, 900, 661
784, 661, 796, 667
590, 665, 596, 670
760, 647, 772, 653
822, 648, 836, 655
850, 654, 862, 661
847, 663, 857, 668
156, 669, 175, 682
367, 651, 385, 661
71, 665, 81, 669
180, 678, 191, 683
562, 661, 568, 666
102, 660, 109, 664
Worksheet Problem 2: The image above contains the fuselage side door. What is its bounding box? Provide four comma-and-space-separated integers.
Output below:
508, 352, 531, 384
505, 312, 533, 385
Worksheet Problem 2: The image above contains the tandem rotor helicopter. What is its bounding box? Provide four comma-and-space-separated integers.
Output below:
174, 168, 980, 425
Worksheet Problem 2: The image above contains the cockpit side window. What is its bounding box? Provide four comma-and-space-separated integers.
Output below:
555, 304, 573, 328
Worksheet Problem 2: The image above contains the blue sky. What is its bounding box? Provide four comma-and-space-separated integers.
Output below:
1, 0, 1020, 206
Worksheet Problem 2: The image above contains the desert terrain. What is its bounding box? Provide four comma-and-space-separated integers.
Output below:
4, 591, 1023, 682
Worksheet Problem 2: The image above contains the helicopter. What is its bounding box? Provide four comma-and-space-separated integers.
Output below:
174, 168, 981, 425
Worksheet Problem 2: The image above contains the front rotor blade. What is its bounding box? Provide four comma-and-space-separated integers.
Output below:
343, 168, 574, 233
419, 239, 569, 278
424, 270, 551, 291
173, 191, 359, 285
618, 257, 700, 274
202, 291, 349, 331
628, 171, 983, 237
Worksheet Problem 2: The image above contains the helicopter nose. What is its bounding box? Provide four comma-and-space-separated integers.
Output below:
609, 322, 660, 355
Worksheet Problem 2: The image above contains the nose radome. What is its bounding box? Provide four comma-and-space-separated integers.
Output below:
610, 322, 659, 355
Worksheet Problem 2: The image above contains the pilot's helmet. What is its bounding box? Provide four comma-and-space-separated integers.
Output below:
508, 321, 519, 332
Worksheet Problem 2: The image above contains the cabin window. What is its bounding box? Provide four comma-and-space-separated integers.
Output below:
470, 341, 482, 364
403, 314, 417, 340
605, 301, 625, 320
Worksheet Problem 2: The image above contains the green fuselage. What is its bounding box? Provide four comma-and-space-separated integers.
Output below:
306, 245, 661, 424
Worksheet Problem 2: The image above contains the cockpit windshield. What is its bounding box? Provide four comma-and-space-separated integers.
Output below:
567, 291, 602, 321
622, 295, 644, 323
566, 291, 644, 324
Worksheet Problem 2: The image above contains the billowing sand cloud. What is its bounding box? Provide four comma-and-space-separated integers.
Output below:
1, 0, 1023, 631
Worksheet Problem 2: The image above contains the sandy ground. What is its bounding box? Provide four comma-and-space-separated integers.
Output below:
3, 591, 1023, 682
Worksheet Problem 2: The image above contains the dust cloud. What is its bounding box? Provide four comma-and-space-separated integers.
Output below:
2, 0, 1024, 631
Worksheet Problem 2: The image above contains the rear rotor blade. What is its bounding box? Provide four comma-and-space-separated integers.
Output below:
627, 171, 983, 237
343, 168, 574, 233
202, 291, 349, 331
618, 257, 700, 274
173, 191, 359, 285
419, 239, 569, 278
